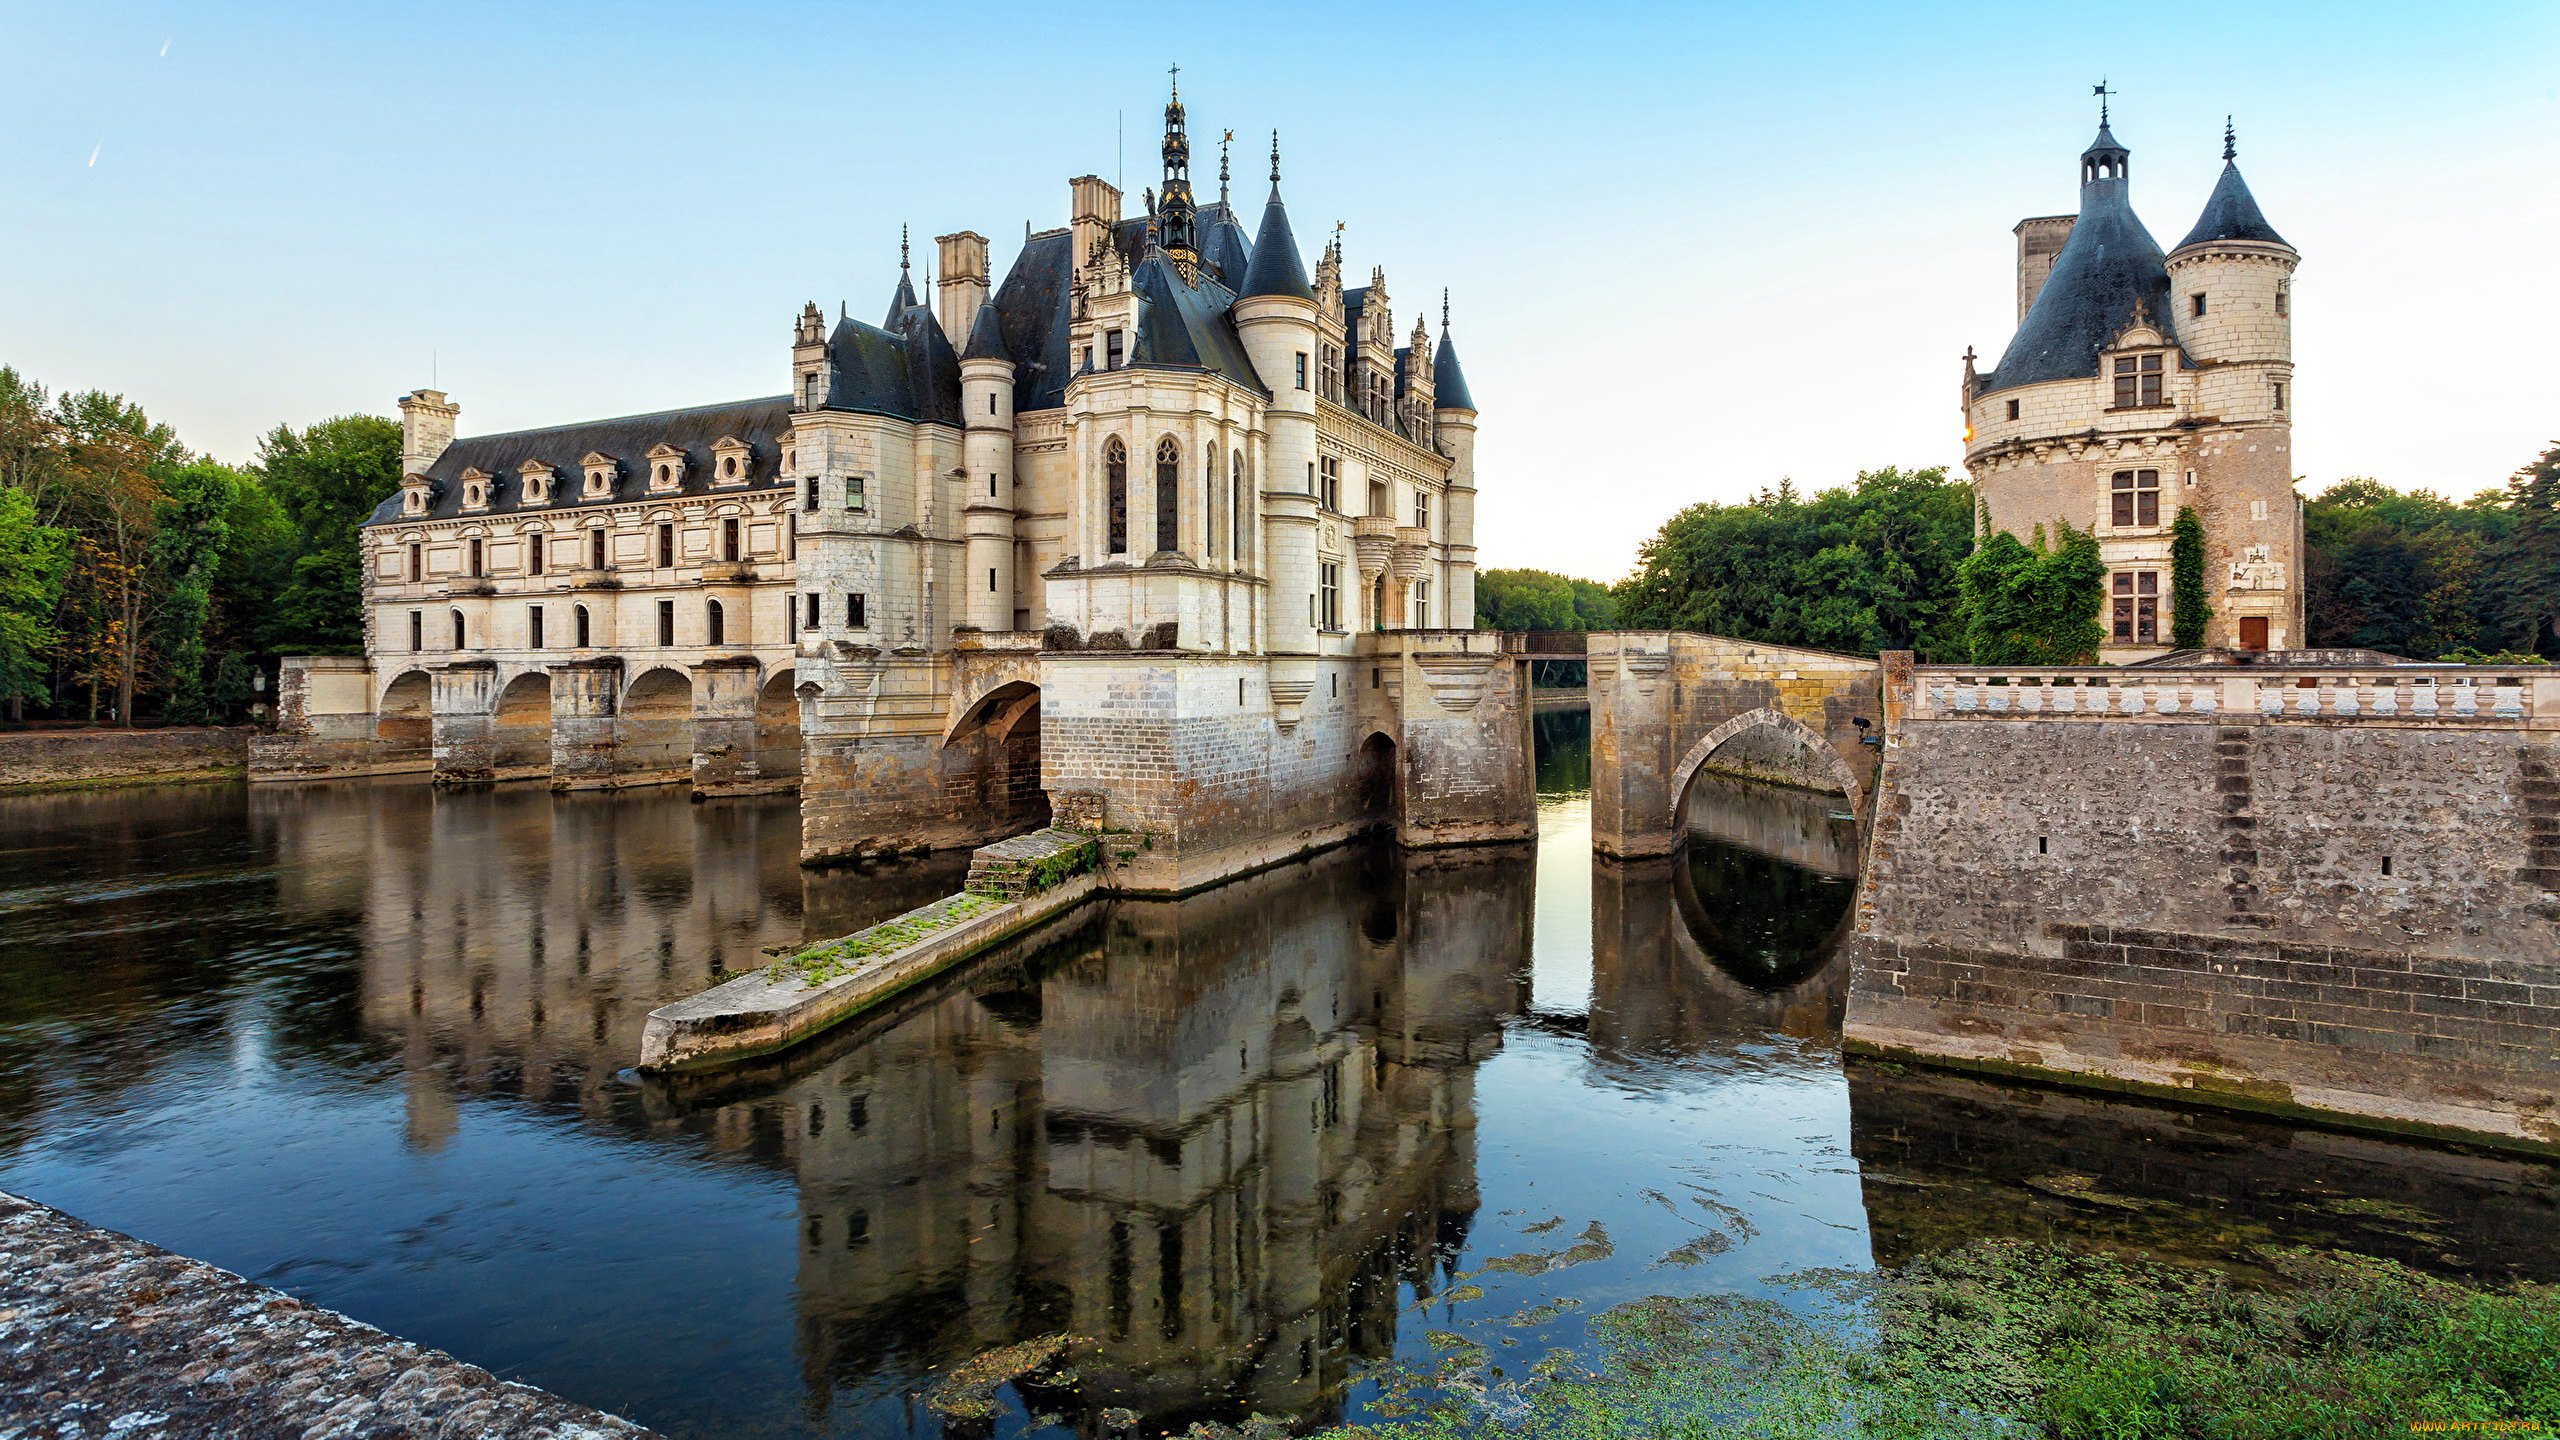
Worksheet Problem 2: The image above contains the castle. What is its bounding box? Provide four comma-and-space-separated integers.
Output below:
1964, 110, 2304, 659
258, 86, 1536, 891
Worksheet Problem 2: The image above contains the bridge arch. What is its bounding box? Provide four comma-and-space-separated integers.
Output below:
1669, 707, 1863, 828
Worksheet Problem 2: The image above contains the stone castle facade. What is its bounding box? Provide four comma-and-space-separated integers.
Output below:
1964, 116, 2304, 660
261, 88, 1534, 890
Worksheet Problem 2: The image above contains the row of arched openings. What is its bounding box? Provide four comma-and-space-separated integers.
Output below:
1101, 436, 1253, 563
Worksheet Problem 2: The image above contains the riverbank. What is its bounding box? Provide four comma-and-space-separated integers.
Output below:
0, 726, 251, 790
0, 1190, 659, 1437
1321, 1239, 2560, 1438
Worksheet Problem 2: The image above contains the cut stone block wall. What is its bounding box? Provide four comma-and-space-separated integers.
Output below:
0, 727, 250, 788
1845, 659, 2560, 1152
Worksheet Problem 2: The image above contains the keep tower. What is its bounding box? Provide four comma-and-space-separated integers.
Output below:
1963, 113, 2304, 658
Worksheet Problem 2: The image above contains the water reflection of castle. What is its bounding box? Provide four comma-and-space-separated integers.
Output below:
757, 844, 1532, 1432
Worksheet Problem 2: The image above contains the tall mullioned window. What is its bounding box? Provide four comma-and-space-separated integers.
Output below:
1105, 438, 1129, 554
1204, 443, 1220, 559
2112, 571, 2159, 644
2111, 469, 2160, 527
2112, 352, 2163, 408
1318, 457, 1341, 513
1319, 562, 1342, 630
1155, 437, 1181, 554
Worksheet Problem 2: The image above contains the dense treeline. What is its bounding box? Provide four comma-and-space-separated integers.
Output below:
1473, 568, 1616, 631
1613, 467, 1979, 660
2302, 447, 2559, 659
0, 366, 397, 725
1603, 443, 2559, 665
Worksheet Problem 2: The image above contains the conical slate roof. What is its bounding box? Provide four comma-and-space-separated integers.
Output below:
1432, 329, 1476, 412
1983, 127, 2178, 394
961, 299, 1010, 362
2175, 161, 2287, 250
1237, 184, 1313, 301
884, 270, 920, 325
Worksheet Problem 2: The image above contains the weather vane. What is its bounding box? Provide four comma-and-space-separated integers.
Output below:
2093, 79, 2115, 124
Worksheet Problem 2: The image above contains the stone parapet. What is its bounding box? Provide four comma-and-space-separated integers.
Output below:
1911, 663, 2552, 727
0, 1189, 658, 1436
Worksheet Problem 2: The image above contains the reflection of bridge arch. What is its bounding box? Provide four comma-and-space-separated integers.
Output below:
1669, 707, 1863, 828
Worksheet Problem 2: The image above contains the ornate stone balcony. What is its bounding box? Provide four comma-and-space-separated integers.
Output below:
1352, 515, 1397, 578
1391, 526, 1431, 580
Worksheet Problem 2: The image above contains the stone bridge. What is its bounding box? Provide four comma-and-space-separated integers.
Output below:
1586, 632, 1882, 858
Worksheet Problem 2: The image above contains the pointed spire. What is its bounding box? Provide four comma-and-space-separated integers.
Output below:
1218, 129, 1232, 207
961, 298, 1010, 363
885, 224, 919, 323
1431, 298, 1475, 413
1157, 65, 1198, 262
1237, 133, 1312, 300
2175, 120, 2289, 250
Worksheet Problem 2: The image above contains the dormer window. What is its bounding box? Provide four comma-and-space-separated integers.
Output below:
646, 444, 686, 494
400, 473, 432, 517
581, 451, 618, 500
780, 439, 796, 475
518, 461, 555, 506
2112, 353, 2163, 408
459, 467, 493, 511
711, 436, 753, 487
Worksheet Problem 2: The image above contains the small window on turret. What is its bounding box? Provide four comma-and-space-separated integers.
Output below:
2273, 382, 2286, 412
2005, 399, 2020, 421
2275, 287, 2288, 318
2192, 293, 2208, 317
1106, 330, 1125, 369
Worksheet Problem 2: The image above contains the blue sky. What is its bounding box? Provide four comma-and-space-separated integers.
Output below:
7, 1, 2555, 580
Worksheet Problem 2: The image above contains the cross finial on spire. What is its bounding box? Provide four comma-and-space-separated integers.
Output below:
2223, 115, 2236, 162
1441, 288, 1450, 331
1168, 61, 1179, 100
900, 224, 910, 272
1219, 129, 1232, 204
1269, 130, 1280, 184
2093, 78, 2114, 125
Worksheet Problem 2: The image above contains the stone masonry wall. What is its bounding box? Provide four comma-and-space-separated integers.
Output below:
0, 728, 250, 788
0, 1189, 658, 1438
1846, 662, 2560, 1151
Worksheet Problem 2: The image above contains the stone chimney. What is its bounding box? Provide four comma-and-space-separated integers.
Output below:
936, 231, 990, 346
1069, 176, 1122, 288
398, 389, 459, 477
2013, 215, 2075, 321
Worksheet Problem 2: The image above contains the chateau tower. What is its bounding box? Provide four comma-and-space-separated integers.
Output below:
1964, 112, 2303, 658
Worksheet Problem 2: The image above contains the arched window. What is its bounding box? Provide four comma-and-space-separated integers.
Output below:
1204, 442, 1220, 558
451, 610, 466, 650
1155, 436, 1180, 555
706, 598, 725, 646
1231, 453, 1248, 566
1105, 438, 1128, 554
574, 604, 591, 648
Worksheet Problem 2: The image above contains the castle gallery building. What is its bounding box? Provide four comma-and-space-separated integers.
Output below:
261, 89, 1535, 890
1965, 117, 2303, 659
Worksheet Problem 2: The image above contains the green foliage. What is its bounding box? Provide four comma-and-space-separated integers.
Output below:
771, 891, 1007, 988
2497, 443, 2560, 657
1958, 522, 2106, 664
253, 414, 402, 655
2169, 506, 2211, 649
149, 462, 241, 723
0, 489, 73, 704
2435, 648, 2548, 666
1613, 468, 1976, 660
1331, 1242, 2560, 1440
2303, 475, 2522, 657
1476, 569, 1617, 631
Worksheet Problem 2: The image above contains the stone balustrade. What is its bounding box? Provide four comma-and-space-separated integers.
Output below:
1911, 665, 2550, 726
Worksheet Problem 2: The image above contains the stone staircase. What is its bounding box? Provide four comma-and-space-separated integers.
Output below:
964, 827, 1094, 899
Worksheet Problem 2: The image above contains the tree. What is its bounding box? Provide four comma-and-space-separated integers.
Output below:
149, 461, 241, 723
1475, 568, 1616, 631
2169, 506, 2211, 649
1958, 523, 2104, 664
254, 415, 402, 655
0, 489, 72, 713
1613, 466, 1976, 659
2498, 443, 2560, 657
2303, 476, 2513, 655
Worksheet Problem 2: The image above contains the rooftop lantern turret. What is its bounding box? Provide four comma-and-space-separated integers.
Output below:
1157, 65, 1198, 273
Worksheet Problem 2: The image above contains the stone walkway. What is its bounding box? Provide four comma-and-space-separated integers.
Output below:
0, 1190, 659, 1439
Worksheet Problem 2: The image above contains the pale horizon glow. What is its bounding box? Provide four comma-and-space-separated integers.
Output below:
5, 1, 2554, 584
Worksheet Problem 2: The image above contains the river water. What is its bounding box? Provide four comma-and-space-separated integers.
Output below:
3, 711, 2555, 1437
